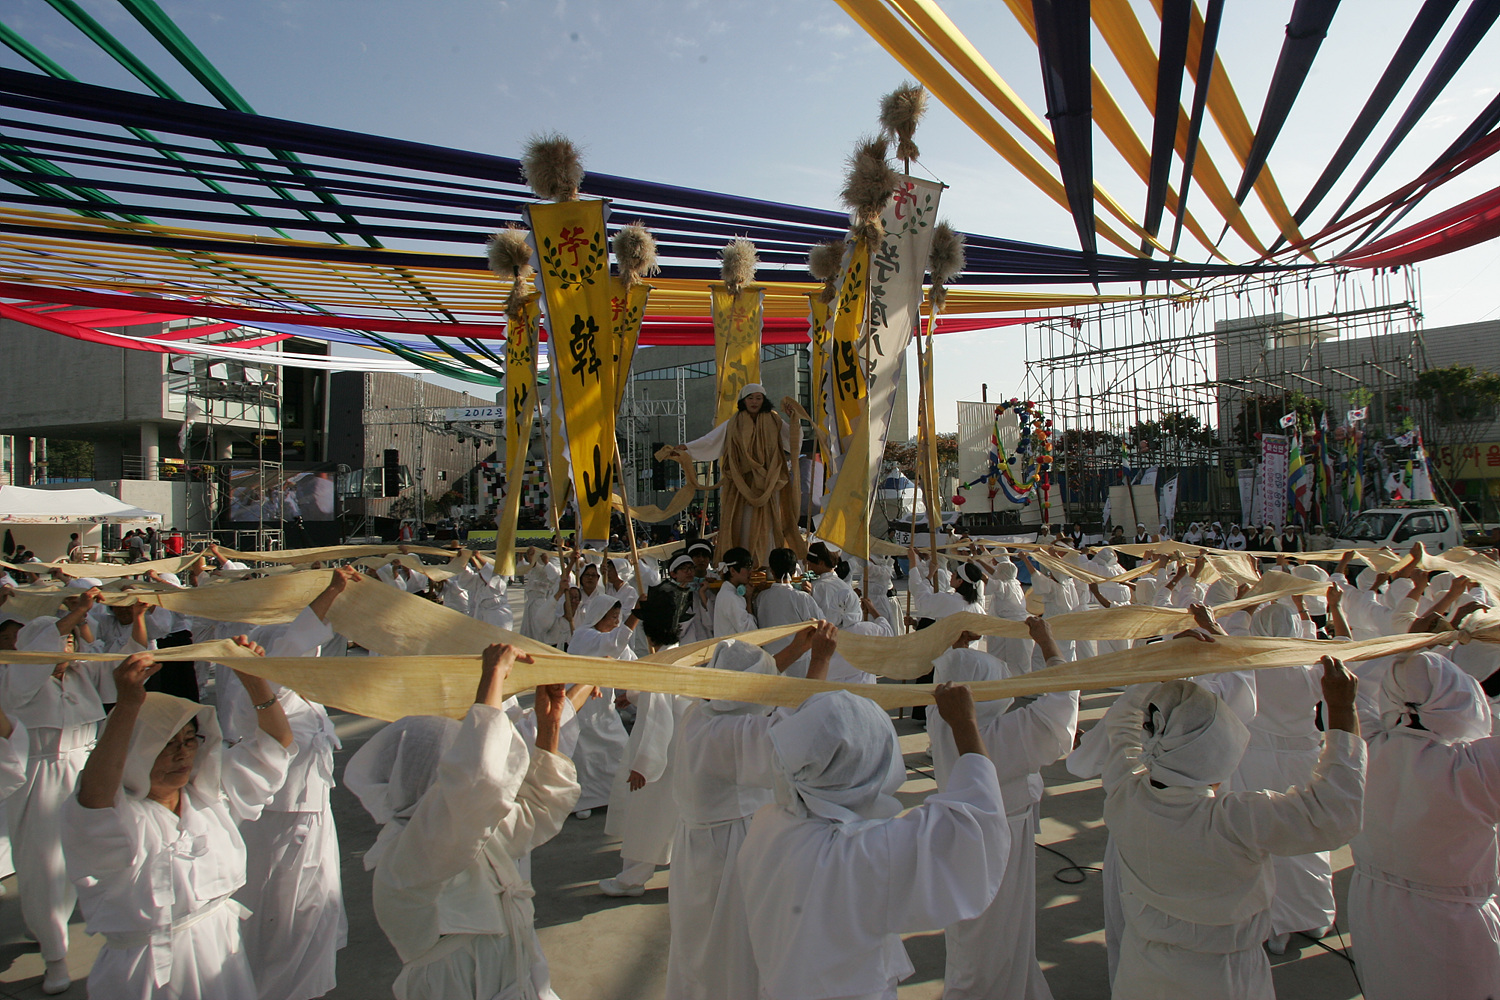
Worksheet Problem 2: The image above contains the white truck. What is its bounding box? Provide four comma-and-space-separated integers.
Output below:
1332, 503, 1464, 553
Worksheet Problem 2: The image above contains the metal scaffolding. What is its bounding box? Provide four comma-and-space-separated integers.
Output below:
1021, 266, 1427, 525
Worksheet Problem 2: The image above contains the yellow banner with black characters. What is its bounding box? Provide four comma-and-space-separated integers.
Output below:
710, 283, 764, 424
817, 395, 872, 561
829, 243, 870, 442
496, 292, 540, 573
525, 199, 616, 541
610, 278, 650, 410
808, 293, 833, 466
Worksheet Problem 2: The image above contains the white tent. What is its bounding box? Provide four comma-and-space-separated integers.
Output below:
0, 486, 162, 562
0, 486, 161, 524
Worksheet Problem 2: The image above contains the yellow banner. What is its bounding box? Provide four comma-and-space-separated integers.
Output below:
710, 283, 765, 424
547, 375, 568, 530
609, 279, 650, 410
808, 294, 833, 466
497, 292, 540, 573
817, 396, 872, 561
525, 199, 616, 540
830, 243, 869, 441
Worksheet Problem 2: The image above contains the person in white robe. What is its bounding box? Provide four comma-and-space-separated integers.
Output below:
857, 554, 900, 634
928, 618, 1078, 1000
216, 568, 358, 1000
346, 643, 579, 1000
1101, 650, 1364, 1000
807, 542, 861, 628
1087, 549, 1134, 655
0, 699, 26, 904
1230, 604, 1337, 953
375, 558, 430, 595
665, 626, 830, 1000
0, 592, 117, 994
982, 558, 1032, 666
728, 685, 1010, 1000
678, 541, 720, 645
713, 547, 758, 638
1348, 650, 1500, 1000
755, 548, 824, 678
562, 595, 636, 817
519, 548, 569, 647
64, 642, 296, 1000
825, 617, 889, 685
450, 552, 514, 631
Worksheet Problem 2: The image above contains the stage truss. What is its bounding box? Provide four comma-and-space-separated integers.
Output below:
1021, 265, 1427, 525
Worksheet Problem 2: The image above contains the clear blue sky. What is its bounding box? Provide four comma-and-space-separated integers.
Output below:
4, 0, 1498, 429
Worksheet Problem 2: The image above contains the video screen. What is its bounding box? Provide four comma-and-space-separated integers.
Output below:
228, 470, 335, 522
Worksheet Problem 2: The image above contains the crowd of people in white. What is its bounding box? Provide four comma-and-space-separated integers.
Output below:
0, 531, 1497, 1000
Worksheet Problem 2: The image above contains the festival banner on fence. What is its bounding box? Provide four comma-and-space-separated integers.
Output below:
829, 242, 870, 442
496, 292, 540, 573
1253, 434, 1290, 529
524, 199, 616, 540
710, 283, 764, 424
1237, 468, 1256, 527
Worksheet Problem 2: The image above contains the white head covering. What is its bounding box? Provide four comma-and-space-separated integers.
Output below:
992, 559, 1018, 583
768, 690, 905, 827
1383, 577, 1415, 608
345, 714, 465, 868
66, 577, 103, 590
608, 557, 631, 579
1205, 578, 1238, 606
576, 593, 620, 631
932, 647, 1011, 721
1251, 602, 1299, 638
1378, 650, 1490, 743
1095, 549, 1120, 573
738, 382, 767, 400
668, 554, 695, 574
1417, 571, 1455, 615
1137, 680, 1250, 787
1132, 577, 1159, 606
703, 639, 777, 715
1291, 563, 1330, 614
120, 693, 225, 801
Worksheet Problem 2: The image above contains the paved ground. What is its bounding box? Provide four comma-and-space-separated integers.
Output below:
0, 579, 1370, 998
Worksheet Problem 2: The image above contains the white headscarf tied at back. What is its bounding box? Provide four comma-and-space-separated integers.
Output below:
1251, 602, 1300, 639
933, 648, 1011, 721
345, 715, 464, 869
1378, 650, 1491, 744
1133, 577, 1159, 606
1137, 680, 1250, 788
768, 690, 905, 828
1095, 549, 1120, 573
121, 693, 225, 801
704, 639, 777, 716
993, 559, 1018, 583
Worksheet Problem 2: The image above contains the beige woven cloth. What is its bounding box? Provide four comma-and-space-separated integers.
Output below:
6, 628, 1464, 721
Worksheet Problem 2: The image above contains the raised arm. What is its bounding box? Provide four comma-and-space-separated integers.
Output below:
228, 637, 293, 748
76, 652, 157, 809
309, 566, 359, 622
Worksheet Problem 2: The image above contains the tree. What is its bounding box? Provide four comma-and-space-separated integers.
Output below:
43, 439, 94, 481
1414, 365, 1500, 479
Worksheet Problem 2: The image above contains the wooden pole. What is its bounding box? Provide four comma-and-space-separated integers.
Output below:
921, 297, 942, 589
613, 447, 644, 599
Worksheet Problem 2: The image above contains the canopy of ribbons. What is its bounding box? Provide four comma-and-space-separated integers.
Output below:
0, 1, 1494, 383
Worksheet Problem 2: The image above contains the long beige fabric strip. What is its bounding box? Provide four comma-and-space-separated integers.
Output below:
9, 629, 1458, 721
109, 566, 1347, 679
1027, 549, 1162, 586
1, 554, 206, 580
